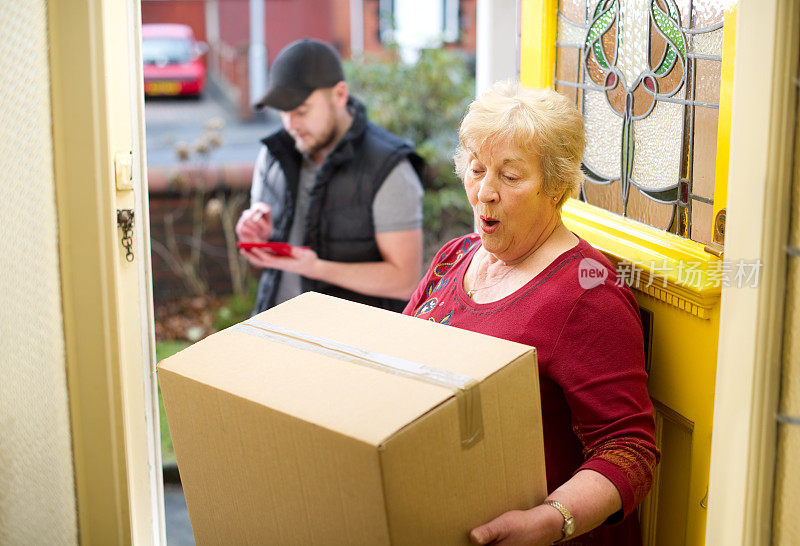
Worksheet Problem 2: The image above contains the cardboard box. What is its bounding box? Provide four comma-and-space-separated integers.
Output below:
158, 292, 546, 545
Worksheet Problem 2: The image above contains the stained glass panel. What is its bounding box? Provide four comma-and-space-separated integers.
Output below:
691, 0, 726, 28
691, 97, 719, 199
560, 0, 588, 22
556, 47, 581, 104
694, 58, 721, 103
631, 101, 683, 192
627, 181, 675, 230
557, 13, 587, 44
555, 0, 729, 244
690, 28, 723, 56
691, 200, 714, 242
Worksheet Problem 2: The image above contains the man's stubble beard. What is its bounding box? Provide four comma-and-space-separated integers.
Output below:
294, 123, 338, 157
292, 100, 339, 158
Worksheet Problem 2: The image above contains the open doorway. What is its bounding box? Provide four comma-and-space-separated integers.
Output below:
140, 0, 479, 543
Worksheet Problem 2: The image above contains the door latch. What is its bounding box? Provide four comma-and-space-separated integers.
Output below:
115, 151, 133, 191
116, 208, 135, 262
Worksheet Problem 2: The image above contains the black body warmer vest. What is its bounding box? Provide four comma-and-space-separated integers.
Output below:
253, 99, 424, 314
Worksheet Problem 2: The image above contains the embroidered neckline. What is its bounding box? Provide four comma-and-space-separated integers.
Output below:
450, 236, 585, 316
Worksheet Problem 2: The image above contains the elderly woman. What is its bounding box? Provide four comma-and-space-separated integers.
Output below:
404, 81, 659, 545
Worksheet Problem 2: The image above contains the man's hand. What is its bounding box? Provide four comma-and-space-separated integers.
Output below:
235, 203, 273, 242
238, 226, 422, 300
240, 245, 320, 278
469, 505, 563, 546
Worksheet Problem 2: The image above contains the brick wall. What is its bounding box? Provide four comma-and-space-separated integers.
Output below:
362, 0, 477, 57
149, 188, 256, 303
264, 0, 336, 62
330, 0, 352, 58
141, 0, 208, 44
211, 0, 340, 120
362, 0, 383, 56
140, 0, 476, 120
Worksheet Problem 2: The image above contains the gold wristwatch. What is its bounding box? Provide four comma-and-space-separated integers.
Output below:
544, 500, 575, 542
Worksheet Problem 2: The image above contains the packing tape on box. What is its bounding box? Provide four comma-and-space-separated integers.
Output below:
233, 319, 484, 448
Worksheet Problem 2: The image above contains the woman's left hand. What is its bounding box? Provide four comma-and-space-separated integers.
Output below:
241, 246, 320, 278
469, 505, 563, 546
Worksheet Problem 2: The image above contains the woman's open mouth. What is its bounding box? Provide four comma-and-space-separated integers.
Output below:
480, 215, 500, 234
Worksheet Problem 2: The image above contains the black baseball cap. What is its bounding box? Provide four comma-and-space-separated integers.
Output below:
254, 39, 345, 112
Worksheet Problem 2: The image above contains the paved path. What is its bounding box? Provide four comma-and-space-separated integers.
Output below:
144, 91, 280, 168
164, 484, 195, 545
148, 89, 281, 544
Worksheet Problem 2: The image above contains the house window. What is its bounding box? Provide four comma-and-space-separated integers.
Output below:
555, 0, 728, 244
380, 0, 461, 60
378, 0, 395, 44
443, 0, 461, 43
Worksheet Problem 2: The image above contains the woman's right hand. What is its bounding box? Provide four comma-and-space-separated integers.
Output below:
235, 203, 273, 242
470, 469, 623, 545
469, 505, 563, 546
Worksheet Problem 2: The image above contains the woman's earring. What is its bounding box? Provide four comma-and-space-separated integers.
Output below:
552, 196, 558, 201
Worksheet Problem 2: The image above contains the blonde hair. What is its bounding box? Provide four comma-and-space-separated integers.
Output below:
454, 80, 586, 208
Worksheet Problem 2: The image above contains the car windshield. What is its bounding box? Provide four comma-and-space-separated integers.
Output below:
142, 38, 193, 64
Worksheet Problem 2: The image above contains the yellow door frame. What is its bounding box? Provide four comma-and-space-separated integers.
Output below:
519, 2, 733, 543
706, 1, 799, 544
519, 0, 799, 543
49, 0, 163, 543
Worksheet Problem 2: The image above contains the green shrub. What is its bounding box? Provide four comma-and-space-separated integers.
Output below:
212, 278, 258, 331
156, 340, 191, 463
344, 48, 475, 255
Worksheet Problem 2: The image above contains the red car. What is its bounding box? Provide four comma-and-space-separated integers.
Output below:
142, 24, 207, 97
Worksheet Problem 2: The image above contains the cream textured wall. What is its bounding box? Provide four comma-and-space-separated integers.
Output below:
0, 0, 78, 544
772, 82, 800, 545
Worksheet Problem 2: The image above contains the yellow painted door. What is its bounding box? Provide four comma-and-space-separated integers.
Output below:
519, 1, 738, 544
